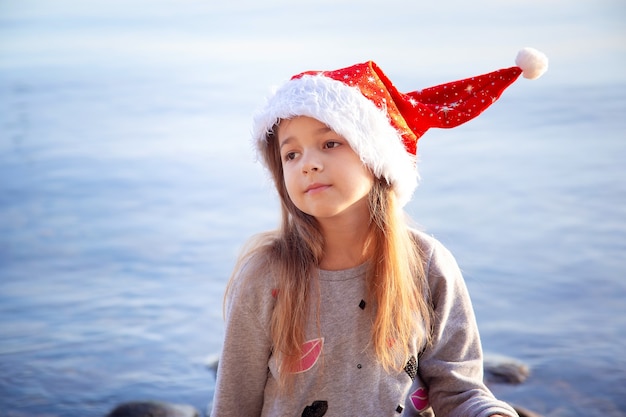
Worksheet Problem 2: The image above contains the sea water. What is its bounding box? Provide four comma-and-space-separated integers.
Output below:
0, 1, 625, 416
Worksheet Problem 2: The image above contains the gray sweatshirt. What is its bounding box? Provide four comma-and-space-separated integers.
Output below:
211, 230, 518, 417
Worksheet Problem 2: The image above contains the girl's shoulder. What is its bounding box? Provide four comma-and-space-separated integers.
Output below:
409, 228, 444, 257
227, 232, 280, 298
408, 228, 461, 277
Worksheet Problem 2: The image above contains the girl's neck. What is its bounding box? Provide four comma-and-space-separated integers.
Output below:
318, 217, 371, 271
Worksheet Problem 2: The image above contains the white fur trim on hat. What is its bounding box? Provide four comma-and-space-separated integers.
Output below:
515, 47, 549, 80
252, 74, 418, 207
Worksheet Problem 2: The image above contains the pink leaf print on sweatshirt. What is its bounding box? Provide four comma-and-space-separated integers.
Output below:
293, 338, 324, 374
409, 386, 429, 412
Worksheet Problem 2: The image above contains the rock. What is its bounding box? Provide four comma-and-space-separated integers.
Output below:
483, 353, 530, 385
513, 405, 544, 417
205, 353, 219, 376
106, 401, 199, 417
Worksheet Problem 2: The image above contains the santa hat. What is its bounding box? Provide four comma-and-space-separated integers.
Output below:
253, 47, 548, 207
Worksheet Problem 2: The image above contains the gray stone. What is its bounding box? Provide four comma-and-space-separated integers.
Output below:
106, 401, 199, 417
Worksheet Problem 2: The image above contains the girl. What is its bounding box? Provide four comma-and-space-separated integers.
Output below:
211, 48, 547, 416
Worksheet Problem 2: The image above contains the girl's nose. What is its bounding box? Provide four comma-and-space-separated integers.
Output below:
301, 152, 323, 174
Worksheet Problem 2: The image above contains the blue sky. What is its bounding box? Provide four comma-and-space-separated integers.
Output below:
1, 0, 624, 87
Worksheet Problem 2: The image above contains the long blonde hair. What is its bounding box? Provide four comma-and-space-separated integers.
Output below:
226, 125, 433, 388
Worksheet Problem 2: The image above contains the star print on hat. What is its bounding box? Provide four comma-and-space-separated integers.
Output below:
253, 47, 548, 206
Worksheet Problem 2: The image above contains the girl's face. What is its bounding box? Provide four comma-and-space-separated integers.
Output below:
277, 116, 374, 223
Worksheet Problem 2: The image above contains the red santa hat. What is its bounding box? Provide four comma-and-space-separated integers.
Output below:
253, 47, 548, 207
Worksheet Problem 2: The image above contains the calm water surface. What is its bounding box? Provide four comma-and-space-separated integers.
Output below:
1, 1, 625, 416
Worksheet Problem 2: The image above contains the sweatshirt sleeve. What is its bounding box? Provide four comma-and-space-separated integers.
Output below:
417, 237, 518, 417
210, 255, 274, 417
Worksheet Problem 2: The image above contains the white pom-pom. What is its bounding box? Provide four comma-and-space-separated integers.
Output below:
515, 47, 548, 80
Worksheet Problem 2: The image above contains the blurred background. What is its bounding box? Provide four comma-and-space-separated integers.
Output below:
0, 0, 625, 416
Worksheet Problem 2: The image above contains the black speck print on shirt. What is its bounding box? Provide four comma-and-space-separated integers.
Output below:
301, 400, 328, 417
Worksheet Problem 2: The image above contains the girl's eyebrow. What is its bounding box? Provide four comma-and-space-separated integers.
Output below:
279, 127, 333, 150
316, 126, 333, 136
279, 136, 293, 151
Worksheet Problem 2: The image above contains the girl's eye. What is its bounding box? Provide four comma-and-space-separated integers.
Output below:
284, 151, 297, 161
324, 141, 341, 149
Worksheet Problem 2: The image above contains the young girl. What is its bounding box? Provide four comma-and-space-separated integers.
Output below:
211, 48, 547, 417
